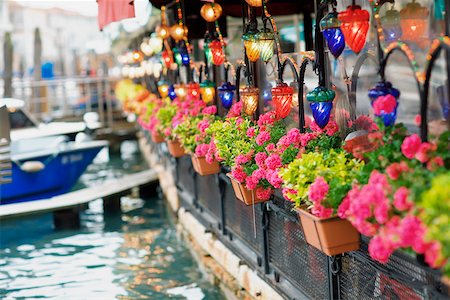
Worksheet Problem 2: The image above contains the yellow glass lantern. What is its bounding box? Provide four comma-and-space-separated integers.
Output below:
170, 24, 188, 41
200, 3, 222, 22
156, 25, 170, 40
158, 81, 170, 98
243, 31, 261, 62
200, 80, 216, 103
174, 84, 187, 100
240, 86, 259, 116
400, 1, 429, 42
245, 0, 268, 7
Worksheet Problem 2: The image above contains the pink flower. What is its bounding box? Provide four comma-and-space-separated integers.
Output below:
256, 187, 273, 201
265, 170, 283, 188
424, 241, 445, 269
282, 188, 297, 201
256, 131, 271, 146
308, 176, 329, 203
415, 142, 435, 163
386, 161, 410, 180
427, 156, 444, 171
286, 128, 301, 144
414, 114, 422, 127
300, 133, 317, 147
197, 119, 210, 133
368, 170, 390, 190
368, 235, 394, 264
265, 154, 282, 170
235, 154, 251, 165
195, 143, 209, 157
227, 102, 243, 118
202, 105, 217, 115
231, 166, 247, 183
252, 168, 266, 180
325, 120, 339, 136
236, 117, 244, 126
401, 134, 421, 159
372, 94, 397, 115
255, 152, 268, 168
398, 215, 427, 252
337, 195, 351, 219
374, 199, 390, 224
164, 128, 171, 137
246, 127, 256, 138
245, 175, 259, 190
393, 187, 413, 211
257, 111, 276, 127
354, 115, 379, 132
265, 143, 275, 152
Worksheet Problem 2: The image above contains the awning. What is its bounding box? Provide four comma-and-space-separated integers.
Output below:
97, 0, 136, 30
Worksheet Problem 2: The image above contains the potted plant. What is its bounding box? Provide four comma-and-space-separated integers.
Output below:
280, 147, 364, 256
174, 105, 221, 175
211, 106, 287, 205
155, 100, 185, 157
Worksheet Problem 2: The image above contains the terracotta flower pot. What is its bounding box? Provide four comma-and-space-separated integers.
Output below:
167, 139, 186, 158
296, 207, 360, 256
191, 155, 220, 176
151, 131, 165, 144
226, 173, 266, 206
442, 276, 450, 294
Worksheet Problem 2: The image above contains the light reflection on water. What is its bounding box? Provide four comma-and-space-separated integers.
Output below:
0, 141, 225, 299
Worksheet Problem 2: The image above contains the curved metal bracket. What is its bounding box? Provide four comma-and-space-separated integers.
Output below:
235, 61, 248, 102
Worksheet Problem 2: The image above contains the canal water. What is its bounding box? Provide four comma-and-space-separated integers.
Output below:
0, 141, 225, 299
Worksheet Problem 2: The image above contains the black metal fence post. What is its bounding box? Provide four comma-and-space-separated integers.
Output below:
327, 255, 342, 300
218, 173, 228, 235
261, 202, 271, 274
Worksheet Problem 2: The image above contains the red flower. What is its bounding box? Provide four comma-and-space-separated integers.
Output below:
401, 134, 421, 159
385, 161, 409, 180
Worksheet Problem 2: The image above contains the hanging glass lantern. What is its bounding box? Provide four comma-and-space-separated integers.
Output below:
200, 3, 222, 22
180, 47, 190, 66
272, 82, 294, 118
400, 1, 429, 43
173, 47, 182, 66
175, 84, 187, 100
161, 50, 173, 68
338, 5, 370, 54
243, 31, 261, 62
240, 86, 259, 116
157, 81, 170, 98
209, 40, 225, 66
132, 50, 144, 63
168, 84, 177, 101
320, 11, 345, 58
218, 82, 236, 109
244, 0, 268, 7
170, 24, 188, 41
149, 33, 163, 54
262, 83, 272, 106
204, 39, 213, 63
140, 39, 153, 56
156, 25, 170, 40
200, 80, 216, 103
381, 8, 402, 42
256, 30, 275, 63
186, 82, 200, 101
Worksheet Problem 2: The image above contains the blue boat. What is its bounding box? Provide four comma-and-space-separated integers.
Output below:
0, 99, 108, 204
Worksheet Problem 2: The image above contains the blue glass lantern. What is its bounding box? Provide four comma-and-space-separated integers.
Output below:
168, 84, 177, 101
180, 47, 190, 66
320, 11, 345, 58
262, 83, 272, 106
218, 82, 236, 109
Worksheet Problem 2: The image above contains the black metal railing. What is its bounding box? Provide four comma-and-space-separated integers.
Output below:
143, 134, 449, 300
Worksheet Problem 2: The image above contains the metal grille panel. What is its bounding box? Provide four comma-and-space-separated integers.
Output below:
197, 174, 221, 220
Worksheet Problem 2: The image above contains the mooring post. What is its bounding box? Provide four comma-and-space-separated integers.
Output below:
139, 182, 159, 199
103, 195, 122, 214
53, 207, 80, 230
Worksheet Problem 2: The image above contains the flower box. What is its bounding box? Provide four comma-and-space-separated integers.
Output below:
191, 155, 220, 176
167, 139, 186, 158
226, 173, 266, 206
151, 131, 165, 144
296, 207, 360, 256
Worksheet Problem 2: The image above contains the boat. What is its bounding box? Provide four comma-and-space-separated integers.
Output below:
0, 100, 108, 204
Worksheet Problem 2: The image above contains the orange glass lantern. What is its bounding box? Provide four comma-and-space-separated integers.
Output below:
156, 25, 170, 39
157, 81, 170, 98
170, 24, 188, 41
271, 82, 294, 118
200, 3, 222, 22
132, 50, 144, 63
174, 84, 187, 100
161, 50, 173, 68
400, 0, 429, 43
243, 31, 261, 62
209, 40, 225, 66
200, 80, 216, 103
245, 0, 268, 7
186, 82, 200, 101
240, 86, 259, 116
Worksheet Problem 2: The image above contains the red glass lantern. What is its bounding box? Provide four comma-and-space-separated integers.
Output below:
186, 82, 200, 101
338, 5, 370, 54
161, 50, 173, 68
400, 1, 429, 42
272, 82, 294, 118
209, 40, 225, 66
